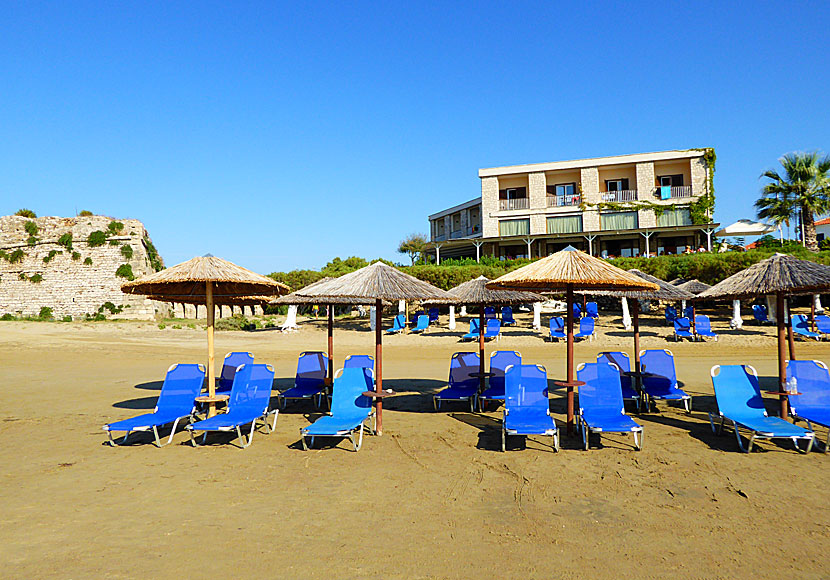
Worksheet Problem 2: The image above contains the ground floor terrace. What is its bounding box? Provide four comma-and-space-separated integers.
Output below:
428, 224, 720, 262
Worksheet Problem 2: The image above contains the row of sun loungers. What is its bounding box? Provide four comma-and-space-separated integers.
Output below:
104, 348, 830, 454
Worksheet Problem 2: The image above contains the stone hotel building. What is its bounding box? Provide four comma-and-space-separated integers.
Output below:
427, 149, 717, 261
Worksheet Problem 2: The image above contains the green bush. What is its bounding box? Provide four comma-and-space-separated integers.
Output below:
18, 273, 27, 281
120, 244, 133, 259
87, 231, 108, 247
27, 236, 38, 246
157, 323, 166, 329
43, 250, 59, 263
98, 302, 122, 314
38, 307, 53, 319
143, 236, 163, 271
107, 221, 124, 234
15, 209, 36, 218
24, 221, 38, 236
71, 251, 81, 261
109, 239, 120, 246
78, 210, 93, 217
58, 232, 73, 250
0, 313, 15, 321
29, 274, 43, 283
61, 316, 73, 322
215, 314, 251, 331
83, 257, 93, 265
85, 312, 106, 321
115, 264, 135, 280
172, 324, 182, 329
8, 249, 25, 263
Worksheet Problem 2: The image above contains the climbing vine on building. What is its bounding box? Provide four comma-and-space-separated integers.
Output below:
689, 147, 716, 224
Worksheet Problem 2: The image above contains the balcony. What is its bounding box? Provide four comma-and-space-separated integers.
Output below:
547, 194, 581, 207
601, 190, 638, 202
450, 229, 464, 239
655, 185, 693, 199
499, 198, 529, 211
433, 233, 447, 242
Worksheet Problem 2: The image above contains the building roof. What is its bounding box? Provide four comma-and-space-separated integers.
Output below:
815, 217, 830, 226
427, 197, 481, 221
478, 148, 708, 178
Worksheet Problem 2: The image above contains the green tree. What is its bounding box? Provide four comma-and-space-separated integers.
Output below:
757, 152, 830, 251
397, 233, 428, 265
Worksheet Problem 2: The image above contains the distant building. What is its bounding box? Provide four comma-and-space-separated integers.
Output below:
815, 217, 830, 243
427, 149, 718, 261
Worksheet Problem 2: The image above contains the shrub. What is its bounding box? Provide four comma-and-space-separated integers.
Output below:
109, 239, 120, 246
157, 323, 166, 329
115, 264, 135, 280
43, 250, 59, 263
215, 314, 251, 331
71, 251, 81, 261
83, 257, 93, 265
27, 236, 38, 246
8, 249, 25, 263
107, 221, 124, 234
15, 209, 36, 218
29, 274, 43, 283
78, 210, 93, 216
99, 302, 122, 314
57, 233, 73, 250
38, 307, 53, 319
87, 230, 108, 247
143, 236, 163, 271
120, 244, 133, 259
0, 313, 15, 321
172, 324, 182, 329
24, 221, 38, 236
61, 315, 72, 322
18, 273, 27, 280
85, 312, 106, 321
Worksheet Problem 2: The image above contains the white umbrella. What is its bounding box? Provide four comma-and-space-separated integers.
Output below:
714, 219, 776, 237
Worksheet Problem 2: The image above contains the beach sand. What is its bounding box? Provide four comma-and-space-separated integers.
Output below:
1, 311, 828, 579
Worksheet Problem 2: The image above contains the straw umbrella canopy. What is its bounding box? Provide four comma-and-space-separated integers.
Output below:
293, 261, 452, 434
272, 278, 389, 385
122, 255, 289, 414
487, 247, 658, 434
676, 279, 711, 295
425, 276, 545, 398
695, 253, 830, 418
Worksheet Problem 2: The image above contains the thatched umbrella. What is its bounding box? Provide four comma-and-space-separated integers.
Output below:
580, 269, 693, 391
425, 276, 545, 397
122, 255, 289, 415
696, 253, 830, 417
488, 247, 658, 434
676, 279, 711, 295
293, 261, 452, 434
272, 278, 389, 386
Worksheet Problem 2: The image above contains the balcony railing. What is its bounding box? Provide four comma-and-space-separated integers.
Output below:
499, 198, 529, 210
433, 233, 447, 242
655, 185, 693, 199
547, 194, 581, 207
601, 190, 638, 202
450, 229, 464, 239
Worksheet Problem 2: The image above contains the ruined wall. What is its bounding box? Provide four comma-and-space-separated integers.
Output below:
0, 215, 169, 320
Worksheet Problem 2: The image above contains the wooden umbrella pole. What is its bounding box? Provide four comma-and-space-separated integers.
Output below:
632, 299, 641, 373
690, 303, 696, 337
566, 284, 575, 435
206, 281, 217, 417
786, 297, 796, 361
375, 298, 384, 436
327, 305, 334, 387
811, 297, 816, 332
479, 304, 485, 399
776, 291, 788, 418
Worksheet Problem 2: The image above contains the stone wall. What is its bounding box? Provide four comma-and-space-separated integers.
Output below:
0, 215, 168, 320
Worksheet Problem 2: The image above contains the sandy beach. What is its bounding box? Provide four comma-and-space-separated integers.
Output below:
1, 310, 828, 579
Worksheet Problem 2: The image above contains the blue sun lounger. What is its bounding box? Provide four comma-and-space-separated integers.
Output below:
787, 359, 830, 452
597, 352, 640, 411
187, 364, 277, 448
479, 350, 521, 410
300, 367, 374, 451
549, 317, 565, 341
574, 317, 595, 341
278, 351, 329, 409
410, 314, 430, 333
576, 362, 643, 450
428, 307, 440, 324
484, 306, 496, 319
385, 314, 406, 334
694, 315, 718, 341
344, 354, 374, 371
483, 318, 502, 341
502, 364, 559, 452
501, 306, 516, 326
665, 305, 678, 326
792, 314, 821, 341
709, 364, 814, 453
215, 351, 254, 396
815, 314, 830, 338
674, 317, 694, 341
104, 363, 206, 447
433, 352, 480, 411
753, 304, 770, 324
639, 349, 691, 412
571, 303, 581, 320
586, 301, 599, 319
683, 305, 694, 320
462, 318, 481, 341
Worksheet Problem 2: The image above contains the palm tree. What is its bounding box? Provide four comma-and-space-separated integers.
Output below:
757, 152, 830, 251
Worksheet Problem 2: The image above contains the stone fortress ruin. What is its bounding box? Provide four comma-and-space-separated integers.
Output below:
0, 214, 168, 320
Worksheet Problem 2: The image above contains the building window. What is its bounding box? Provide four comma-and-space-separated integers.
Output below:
605, 178, 630, 192
546, 215, 583, 234
499, 187, 527, 200
658, 174, 684, 187
499, 218, 530, 237
657, 207, 693, 228
547, 183, 576, 197
601, 211, 638, 231
602, 239, 640, 258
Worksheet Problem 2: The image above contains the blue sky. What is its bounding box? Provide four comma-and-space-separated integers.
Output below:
1, 2, 828, 273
